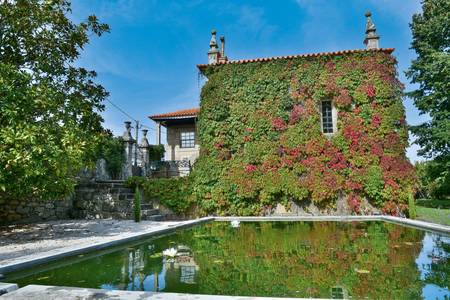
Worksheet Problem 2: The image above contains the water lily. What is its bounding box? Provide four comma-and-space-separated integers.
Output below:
162, 247, 177, 257
231, 220, 240, 228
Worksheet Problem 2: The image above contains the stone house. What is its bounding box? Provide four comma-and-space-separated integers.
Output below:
149, 108, 200, 176
152, 12, 415, 217
149, 13, 377, 168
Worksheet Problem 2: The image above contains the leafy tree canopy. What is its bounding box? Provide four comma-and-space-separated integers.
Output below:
0, 0, 109, 200
406, 0, 450, 159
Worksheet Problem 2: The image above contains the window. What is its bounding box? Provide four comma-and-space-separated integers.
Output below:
180, 131, 195, 148
321, 100, 334, 134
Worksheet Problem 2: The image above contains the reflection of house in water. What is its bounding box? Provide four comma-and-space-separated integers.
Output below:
163, 245, 199, 285
331, 285, 349, 299
114, 245, 164, 292
102, 244, 200, 293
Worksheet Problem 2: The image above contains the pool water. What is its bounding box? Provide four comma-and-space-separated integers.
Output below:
7, 221, 450, 299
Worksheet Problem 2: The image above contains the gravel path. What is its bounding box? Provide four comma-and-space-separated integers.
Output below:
0, 219, 182, 266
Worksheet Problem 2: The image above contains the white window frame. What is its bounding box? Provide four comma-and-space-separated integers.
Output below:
180, 131, 195, 148
320, 100, 338, 135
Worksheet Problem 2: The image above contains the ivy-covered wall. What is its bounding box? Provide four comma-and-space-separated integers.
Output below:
192, 50, 415, 216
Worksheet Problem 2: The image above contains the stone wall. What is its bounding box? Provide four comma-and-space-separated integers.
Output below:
267, 196, 381, 216
0, 196, 73, 225
165, 123, 200, 163
71, 181, 137, 220
0, 181, 143, 225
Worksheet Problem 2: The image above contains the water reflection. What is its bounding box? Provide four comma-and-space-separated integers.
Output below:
416, 232, 450, 299
11, 221, 450, 299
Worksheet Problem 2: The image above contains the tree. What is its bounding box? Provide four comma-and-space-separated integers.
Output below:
0, 0, 109, 200
415, 160, 450, 200
406, 0, 450, 158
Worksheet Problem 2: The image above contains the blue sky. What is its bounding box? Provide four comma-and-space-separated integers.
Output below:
71, 0, 425, 162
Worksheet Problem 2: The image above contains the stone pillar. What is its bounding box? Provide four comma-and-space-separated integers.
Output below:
139, 129, 150, 176
207, 29, 220, 64
364, 12, 380, 50
218, 35, 228, 63
122, 121, 135, 179
156, 122, 161, 145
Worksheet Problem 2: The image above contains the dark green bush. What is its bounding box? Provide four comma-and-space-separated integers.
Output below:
95, 133, 125, 179
149, 144, 165, 161
416, 199, 450, 209
125, 176, 147, 189
134, 186, 141, 222
125, 176, 193, 214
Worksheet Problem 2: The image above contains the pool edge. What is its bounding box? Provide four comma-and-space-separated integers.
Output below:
0, 284, 329, 300
214, 215, 450, 234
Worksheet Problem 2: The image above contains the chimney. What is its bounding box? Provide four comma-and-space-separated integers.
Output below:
207, 29, 220, 64
218, 36, 228, 63
364, 11, 380, 50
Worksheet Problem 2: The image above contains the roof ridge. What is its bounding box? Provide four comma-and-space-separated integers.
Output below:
149, 107, 200, 120
197, 48, 394, 70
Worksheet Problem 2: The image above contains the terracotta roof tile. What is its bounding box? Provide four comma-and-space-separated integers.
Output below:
149, 108, 200, 120
197, 48, 395, 70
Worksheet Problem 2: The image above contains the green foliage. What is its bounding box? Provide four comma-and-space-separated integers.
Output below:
415, 159, 450, 199
193, 51, 415, 216
95, 133, 125, 179
408, 192, 417, 219
0, 0, 109, 200
149, 144, 165, 161
363, 166, 384, 205
406, 0, 450, 159
416, 198, 450, 209
134, 187, 141, 222
125, 176, 193, 214
125, 176, 148, 190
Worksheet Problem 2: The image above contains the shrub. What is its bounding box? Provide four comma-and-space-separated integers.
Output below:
408, 191, 417, 219
125, 176, 147, 190
149, 144, 165, 161
134, 186, 141, 222
95, 133, 125, 179
125, 176, 193, 214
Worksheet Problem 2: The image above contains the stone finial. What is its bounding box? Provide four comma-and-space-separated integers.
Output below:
122, 121, 134, 142
210, 29, 218, 48
218, 35, 228, 63
208, 29, 220, 64
139, 129, 150, 148
364, 11, 380, 50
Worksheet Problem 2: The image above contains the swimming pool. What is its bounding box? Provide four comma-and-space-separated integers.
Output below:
5, 221, 450, 299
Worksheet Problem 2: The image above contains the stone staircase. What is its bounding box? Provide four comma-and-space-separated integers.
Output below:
140, 203, 164, 221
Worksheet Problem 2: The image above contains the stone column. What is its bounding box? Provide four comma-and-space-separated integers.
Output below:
122, 121, 135, 179
139, 129, 150, 176
364, 12, 380, 50
156, 122, 161, 145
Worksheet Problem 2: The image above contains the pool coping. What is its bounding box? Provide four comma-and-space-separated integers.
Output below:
215, 215, 450, 234
0, 284, 329, 300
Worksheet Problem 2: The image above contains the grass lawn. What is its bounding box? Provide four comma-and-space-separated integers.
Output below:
415, 199, 450, 226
